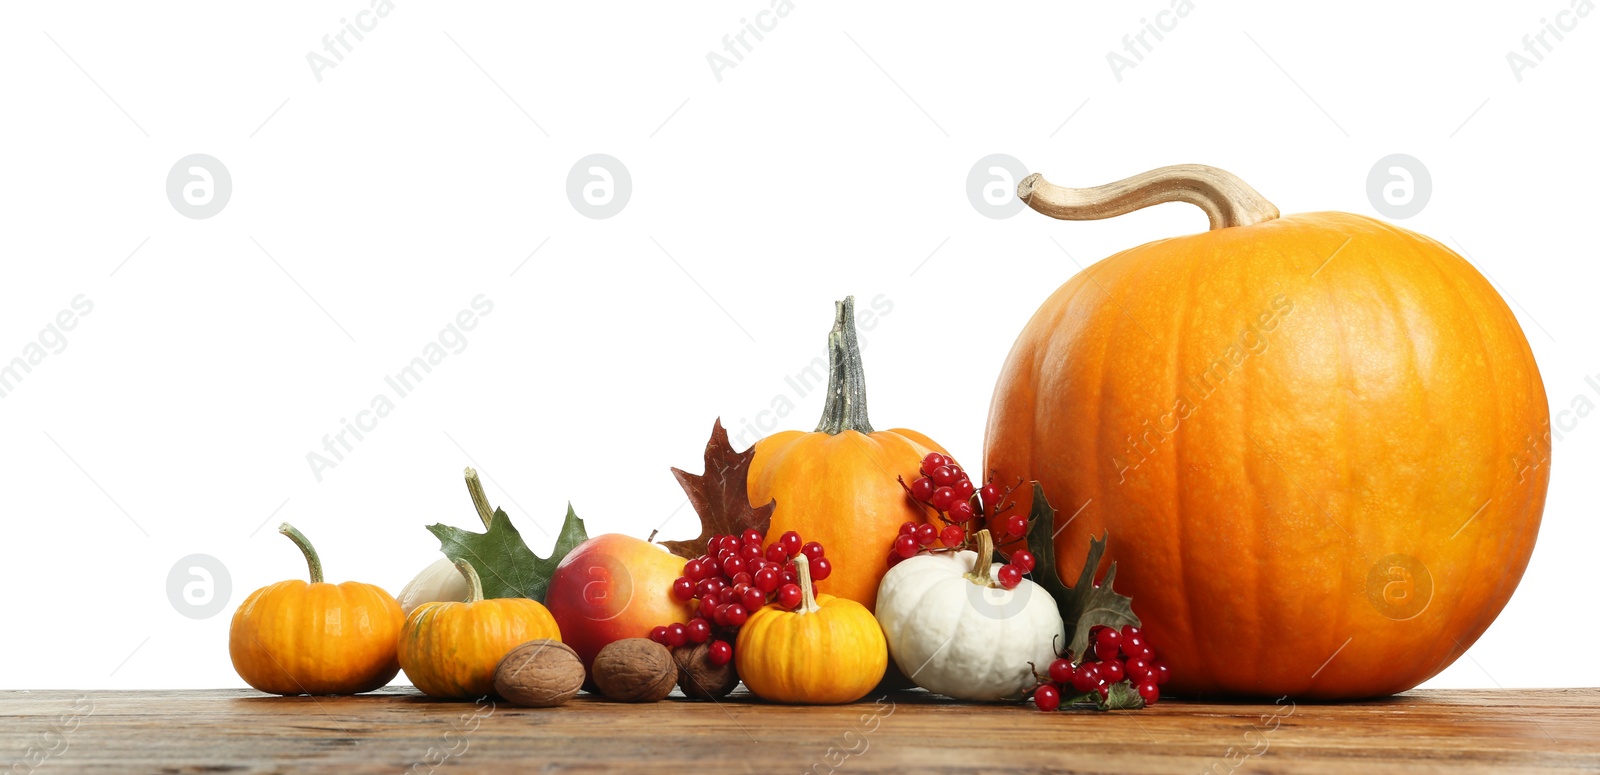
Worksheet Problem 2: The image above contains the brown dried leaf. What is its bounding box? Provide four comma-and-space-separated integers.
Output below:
662, 418, 775, 559
1024, 483, 1141, 663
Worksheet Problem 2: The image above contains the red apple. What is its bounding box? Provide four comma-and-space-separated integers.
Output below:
545, 533, 693, 669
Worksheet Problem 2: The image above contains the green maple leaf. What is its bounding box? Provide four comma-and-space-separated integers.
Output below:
1058, 680, 1146, 711
1097, 681, 1146, 711
1023, 482, 1141, 663
426, 504, 588, 602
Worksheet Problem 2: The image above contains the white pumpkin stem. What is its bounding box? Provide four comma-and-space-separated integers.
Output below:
1017, 164, 1279, 231
792, 553, 823, 615
278, 522, 324, 584
464, 467, 495, 529
454, 559, 485, 604
965, 529, 996, 587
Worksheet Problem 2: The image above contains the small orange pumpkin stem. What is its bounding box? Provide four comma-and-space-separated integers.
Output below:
463, 467, 495, 529
278, 522, 324, 584
453, 559, 485, 604
814, 296, 875, 435
965, 529, 996, 587
792, 553, 823, 615
1017, 164, 1279, 231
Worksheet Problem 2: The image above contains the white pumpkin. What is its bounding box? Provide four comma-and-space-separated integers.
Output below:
399, 467, 495, 616
399, 556, 469, 616
875, 530, 1065, 701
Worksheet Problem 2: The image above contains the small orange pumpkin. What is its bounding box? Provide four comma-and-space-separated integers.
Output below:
749, 297, 949, 612
229, 523, 404, 695
735, 554, 887, 704
399, 559, 562, 698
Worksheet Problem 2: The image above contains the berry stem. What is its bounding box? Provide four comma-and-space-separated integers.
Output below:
464, 467, 495, 529
964, 529, 996, 587
278, 522, 323, 584
896, 475, 953, 525
813, 297, 874, 435
792, 553, 823, 615
896, 475, 919, 503
983, 477, 1028, 526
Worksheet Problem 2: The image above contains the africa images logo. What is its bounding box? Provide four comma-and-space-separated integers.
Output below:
305, 295, 493, 481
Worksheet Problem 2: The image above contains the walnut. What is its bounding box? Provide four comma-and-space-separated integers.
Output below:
673, 642, 739, 700
492, 639, 585, 707
591, 638, 677, 703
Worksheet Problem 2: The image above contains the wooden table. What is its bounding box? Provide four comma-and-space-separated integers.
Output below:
2, 687, 1597, 773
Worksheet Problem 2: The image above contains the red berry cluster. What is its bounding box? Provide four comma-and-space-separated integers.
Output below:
1032, 625, 1170, 711
893, 453, 1031, 588
648, 529, 829, 666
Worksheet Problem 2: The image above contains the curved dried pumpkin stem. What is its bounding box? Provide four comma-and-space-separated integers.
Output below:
1017, 164, 1279, 231
278, 522, 324, 584
453, 559, 485, 604
965, 529, 996, 588
464, 467, 494, 529
792, 554, 822, 615
814, 296, 875, 435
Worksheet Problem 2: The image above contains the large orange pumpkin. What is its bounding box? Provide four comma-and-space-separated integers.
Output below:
985, 165, 1549, 699
749, 297, 948, 612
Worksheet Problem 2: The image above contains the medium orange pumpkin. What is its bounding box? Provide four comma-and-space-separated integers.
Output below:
229, 523, 405, 695
985, 165, 1549, 699
399, 559, 562, 699
749, 297, 949, 612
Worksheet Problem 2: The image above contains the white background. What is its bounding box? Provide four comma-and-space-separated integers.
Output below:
0, 1, 1594, 691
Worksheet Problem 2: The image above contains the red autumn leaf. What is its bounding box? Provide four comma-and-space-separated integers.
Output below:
662, 418, 776, 559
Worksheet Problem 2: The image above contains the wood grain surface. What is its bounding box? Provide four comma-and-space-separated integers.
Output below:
2, 687, 1597, 774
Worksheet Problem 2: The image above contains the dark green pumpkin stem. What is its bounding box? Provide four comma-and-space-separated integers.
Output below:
464, 467, 494, 529
279, 522, 323, 584
454, 559, 485, 604
814, 296, 875, 435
